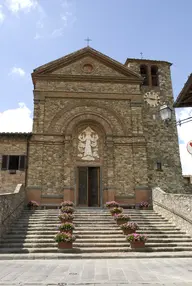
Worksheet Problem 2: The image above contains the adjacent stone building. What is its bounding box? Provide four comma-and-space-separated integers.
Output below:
0, 47, 186, 206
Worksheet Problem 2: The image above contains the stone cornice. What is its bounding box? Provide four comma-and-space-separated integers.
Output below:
33, 91, 142, 101
33, 74, 142, 85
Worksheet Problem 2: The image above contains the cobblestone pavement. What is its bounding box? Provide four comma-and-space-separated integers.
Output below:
0, 258, 191, 286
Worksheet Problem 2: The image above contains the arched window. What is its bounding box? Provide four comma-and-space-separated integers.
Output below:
140, 65, 149, 86
151, 66, 158, 86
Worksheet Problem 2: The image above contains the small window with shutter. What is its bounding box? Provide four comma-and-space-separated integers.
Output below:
1, 155, 26, 171
1, 155, 8, 170
156, 161, 162, 171
19, 155, 25, 171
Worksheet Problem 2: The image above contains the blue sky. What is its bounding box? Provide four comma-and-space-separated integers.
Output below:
0, 0, 192, 174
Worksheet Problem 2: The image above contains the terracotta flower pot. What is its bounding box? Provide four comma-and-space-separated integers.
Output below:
116, 219, 128, 225
123, 229, 135, 235
59, 219, 73, 223
59, 230, 73, 234
58, 242, 73, 249
130, 241, 145, 249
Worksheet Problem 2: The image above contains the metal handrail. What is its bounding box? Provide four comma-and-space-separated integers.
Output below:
177, 116, 192, 126
153, 200, 192, 225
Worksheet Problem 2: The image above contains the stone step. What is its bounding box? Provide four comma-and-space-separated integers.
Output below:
25, 213, 159, 217
13, 223, 175, 229
11, 224, 180, 229
1, 246, 192, 254
0, 247, 129, 253
15, 220, 172, 224
4, 233, 190, 239
7, 229, 187, 235
0, 242, 129, 248
2, 237, 192, 243
17, 218, 168, 223
2, 241, 192, 248
1, 251, 192, 259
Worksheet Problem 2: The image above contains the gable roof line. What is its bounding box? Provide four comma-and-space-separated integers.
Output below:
32, 46, 142, 81
174, 73, 192, 107
125, 58, 172, 66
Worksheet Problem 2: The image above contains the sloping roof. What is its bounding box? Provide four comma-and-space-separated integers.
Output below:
0, 132, 32, 138
174, 74, 192, 107
125, 58, 172, 66
32, 46, 142, 82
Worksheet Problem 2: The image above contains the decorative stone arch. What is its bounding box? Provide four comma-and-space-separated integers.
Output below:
63, 113, 112, 136
47, 103, 126, 136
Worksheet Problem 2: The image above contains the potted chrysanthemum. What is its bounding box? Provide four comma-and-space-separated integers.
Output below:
60, 206, 75, 214
58, 223, 75, 234
127, 233, 147, 248
58, 213, 74, 223
60, 201, 74, 208
139, 201, 149, 209
110, 207, 123, 216
120, 222, 139, 235
55, 232, 76, 249
105, 201, 119, 209
114, 214, 130, 225
27, 200, 39, 210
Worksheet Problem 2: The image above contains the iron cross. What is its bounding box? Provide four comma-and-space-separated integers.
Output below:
85, 37, 92, 47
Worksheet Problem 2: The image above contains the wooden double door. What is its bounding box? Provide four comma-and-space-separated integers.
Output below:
77, 167, 100, 207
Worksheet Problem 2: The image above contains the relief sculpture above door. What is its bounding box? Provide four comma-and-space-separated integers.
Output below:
77, 127, 99, 161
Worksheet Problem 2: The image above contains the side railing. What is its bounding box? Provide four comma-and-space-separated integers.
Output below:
152, 187, 192, 237
0, 184, 26, 241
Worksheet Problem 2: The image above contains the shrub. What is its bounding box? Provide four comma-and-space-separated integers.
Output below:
60, 201, 74, 207
120, 222, 139, 231
55, 232, 76, 243
58, 213, 74, 221
58, 223, 75, 232
110, 207, 123, 215
105, 201, 119, 208
60, 206, 75, 213
127, 233, 147, 242
114, 214, 130, 221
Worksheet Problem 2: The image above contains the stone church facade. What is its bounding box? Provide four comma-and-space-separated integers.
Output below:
0, 47, 186, 206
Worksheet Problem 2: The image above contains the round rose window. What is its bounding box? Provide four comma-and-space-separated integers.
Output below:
83, 64, 93, 73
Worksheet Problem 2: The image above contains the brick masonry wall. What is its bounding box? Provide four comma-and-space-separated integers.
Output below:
0, 184, 25, 241
0, 136, 28, 193
153, 187, 192, 237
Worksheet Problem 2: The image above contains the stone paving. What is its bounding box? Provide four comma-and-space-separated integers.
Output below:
0, 258, 192, 285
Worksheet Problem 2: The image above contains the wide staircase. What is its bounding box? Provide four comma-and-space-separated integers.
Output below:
0, 208, 192, 258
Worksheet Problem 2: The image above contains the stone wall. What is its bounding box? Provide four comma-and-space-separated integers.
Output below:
0, 184, 25, 241
153, 187, 192, 237
28, 68, 150, 204
127, 61, 185, 193
0, 135, 28, 193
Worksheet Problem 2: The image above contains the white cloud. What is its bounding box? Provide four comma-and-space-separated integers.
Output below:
5, 0, 38, 13
50, 28, 64, 38
10, 67, 26, 77
34, 32, 42, 40
0, 103, 32, 132
176, 107, 192, 175
0, 5, 5, 23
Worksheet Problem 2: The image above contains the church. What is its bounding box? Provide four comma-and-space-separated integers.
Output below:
0, 47, 185, 207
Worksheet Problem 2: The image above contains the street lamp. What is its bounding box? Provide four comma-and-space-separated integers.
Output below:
159, 104, 173, 125
159, 104, 192, 126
